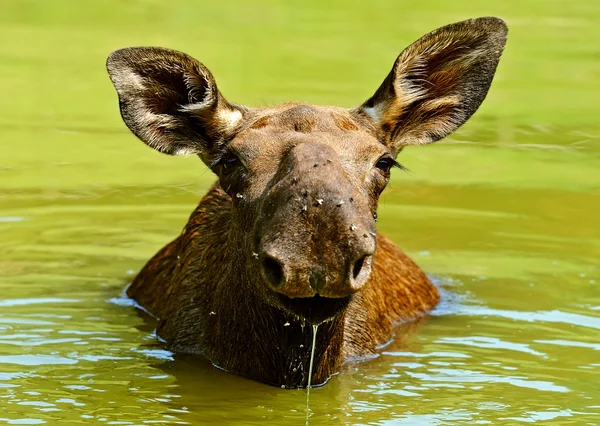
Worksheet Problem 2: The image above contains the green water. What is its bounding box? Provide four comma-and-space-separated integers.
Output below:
1, 1, 599, 424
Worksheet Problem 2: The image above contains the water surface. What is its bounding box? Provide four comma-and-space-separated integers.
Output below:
1, 1, 599, 424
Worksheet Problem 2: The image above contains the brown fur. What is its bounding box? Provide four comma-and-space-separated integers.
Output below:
128, 185, 438, 387
106, 17, 508, 387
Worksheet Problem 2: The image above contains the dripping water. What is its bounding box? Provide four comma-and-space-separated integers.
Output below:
305, 324, 318, 425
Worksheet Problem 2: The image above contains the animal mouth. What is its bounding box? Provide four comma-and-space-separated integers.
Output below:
277, 294, 352, 325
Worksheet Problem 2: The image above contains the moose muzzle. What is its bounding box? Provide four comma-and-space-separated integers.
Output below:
257, 142, 376, 304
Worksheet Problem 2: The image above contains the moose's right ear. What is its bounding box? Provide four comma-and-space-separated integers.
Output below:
106, 47, 245, 163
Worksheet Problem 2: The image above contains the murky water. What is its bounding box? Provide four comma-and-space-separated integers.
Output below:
1, 1, 599, 425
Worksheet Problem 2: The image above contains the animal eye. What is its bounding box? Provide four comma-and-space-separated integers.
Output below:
218, 152, 241, 172
375, 157, 396, 174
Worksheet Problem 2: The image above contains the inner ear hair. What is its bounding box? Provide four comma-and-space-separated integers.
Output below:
355, 17, 508, 150
106, 46, 245, 161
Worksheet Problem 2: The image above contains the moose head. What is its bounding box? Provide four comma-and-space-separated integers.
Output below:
107, 17, 507, 326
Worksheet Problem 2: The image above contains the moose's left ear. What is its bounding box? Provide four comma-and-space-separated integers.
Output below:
355, 17, 507, 152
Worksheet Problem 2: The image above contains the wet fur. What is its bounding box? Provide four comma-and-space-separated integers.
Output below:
128, 184, 439, 387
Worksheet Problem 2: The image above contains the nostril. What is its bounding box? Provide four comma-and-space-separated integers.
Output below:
353, 255, 368, 280
262, 256, 284, 288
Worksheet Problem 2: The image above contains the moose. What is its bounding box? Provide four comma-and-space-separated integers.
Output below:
107, 17, 507, 388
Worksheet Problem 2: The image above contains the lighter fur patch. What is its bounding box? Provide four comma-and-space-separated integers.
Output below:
179, 99, 214, 112
217, 108, 243, 130
113, 68, 146, 92
362, 105, 382, 122
173, 145, 199, 156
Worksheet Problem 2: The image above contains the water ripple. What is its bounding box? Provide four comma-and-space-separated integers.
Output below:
405, 368, 570, 393
535, 339, 600, 351
437, 336, 547, 358
431, 287, 600, 330
0, 355, 77, 366
0, 298, 79, 308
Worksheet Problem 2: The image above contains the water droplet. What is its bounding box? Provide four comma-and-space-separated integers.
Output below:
235, 193, 244, 199
284, 322, 290, 326
350, 225, 357, 231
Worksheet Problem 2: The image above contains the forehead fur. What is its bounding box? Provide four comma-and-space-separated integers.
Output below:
226, 103, 388, 194
247, 103, 370, 135
227, 103, 387, 166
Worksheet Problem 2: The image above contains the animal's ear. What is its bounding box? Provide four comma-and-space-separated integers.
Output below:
354, 17, 507, 152
106, 47, 245, 163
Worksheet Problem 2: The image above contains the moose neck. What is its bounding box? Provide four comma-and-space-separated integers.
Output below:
203, 208, 347, 387
154, 185, 348, 387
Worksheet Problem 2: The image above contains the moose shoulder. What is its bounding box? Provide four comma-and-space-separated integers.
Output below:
106, 17, 507, 388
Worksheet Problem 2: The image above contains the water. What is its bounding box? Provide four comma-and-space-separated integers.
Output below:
307, 325, 318, 393
1, 1, 599, 424
306, 324, 318, 425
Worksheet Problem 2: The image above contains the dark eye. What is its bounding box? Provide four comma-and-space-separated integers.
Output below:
375, 157, 396, 174
216, 152, 241, 172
